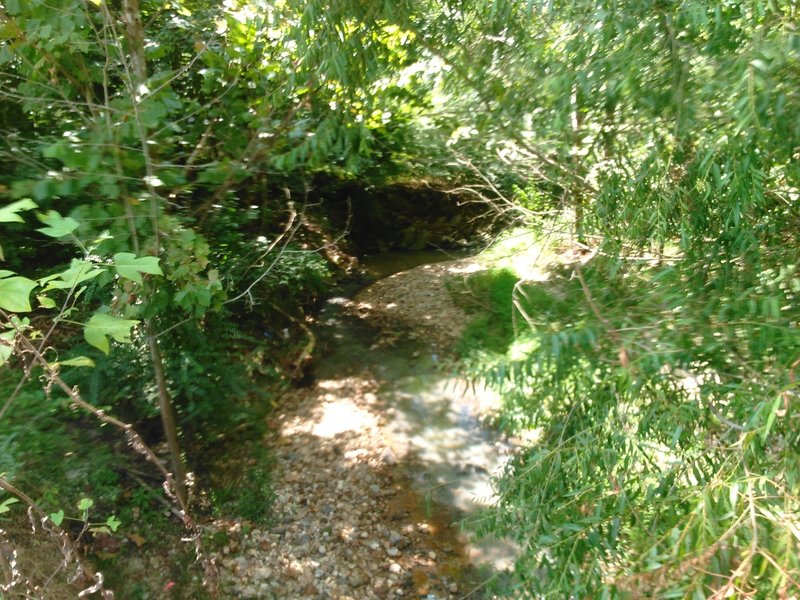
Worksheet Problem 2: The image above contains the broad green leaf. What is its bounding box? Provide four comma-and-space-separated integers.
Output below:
113, 252, 163, 284
37, 295, 56, 309
40, 260, 104, 292
3, 0, 20, 15
0, 497, 20, 514
84, 313, 139, 354
78, 498, 94, 511
57, 356, 96, 368
0, 330, 14, 366
49, 509, 65, 526
0, 199, 37, 223
0, 276, 37, 312
36, 210, 79, 238
106, 515, 122, 532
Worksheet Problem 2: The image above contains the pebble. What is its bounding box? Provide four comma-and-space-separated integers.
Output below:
380, 448, 398, 465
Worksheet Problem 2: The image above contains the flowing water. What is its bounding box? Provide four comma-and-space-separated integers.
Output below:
315, 250, 518, 591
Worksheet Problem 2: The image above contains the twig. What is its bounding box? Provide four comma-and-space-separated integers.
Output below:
0, 478, 111, 598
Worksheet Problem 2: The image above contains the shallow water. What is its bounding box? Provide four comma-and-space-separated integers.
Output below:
316, 251, 518, 581
357, 248, 470, 281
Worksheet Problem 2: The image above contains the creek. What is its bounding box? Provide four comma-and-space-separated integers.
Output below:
315, 249, 518, 590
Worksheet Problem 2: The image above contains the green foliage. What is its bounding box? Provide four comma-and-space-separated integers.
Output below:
2, 0, 798, 596
415, 0, 800, 595
210, 460, 274, 524
462, 247, 800, 597
83, 313, 140, 355
452, 267, 518, 355
0, 371, 124, 512
0, 273, 36, 312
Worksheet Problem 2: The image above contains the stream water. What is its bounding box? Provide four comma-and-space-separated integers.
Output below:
315, 250, 518, 591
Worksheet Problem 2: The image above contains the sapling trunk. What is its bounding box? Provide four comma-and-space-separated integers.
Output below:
146, 321, 187, 507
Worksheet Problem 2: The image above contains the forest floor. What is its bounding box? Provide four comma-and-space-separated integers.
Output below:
211, 256, 496, 599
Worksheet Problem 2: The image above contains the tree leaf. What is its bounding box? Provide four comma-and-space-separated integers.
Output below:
0, 275, 37, 312
84, 313, 139, 354
761, 395, 782, 442
0, 497, 19, 515
3, 0, 20, 15
40, 259, 104, 291
49, 509, 65, 526
106, 515, 122, 532
0, 330, 15, 367
37, 294, 56, 309
0, 199, 37, 223
36, 210, 80, 238
113, 252, 163, 284
57, 356, 96, 368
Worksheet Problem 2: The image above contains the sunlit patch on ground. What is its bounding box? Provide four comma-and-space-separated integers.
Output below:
446, 261, 482, 274
280, 378, 380, 439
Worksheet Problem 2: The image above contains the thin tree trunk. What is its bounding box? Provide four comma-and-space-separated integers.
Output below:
120, 0, 187, 505
146, 322, 187, 506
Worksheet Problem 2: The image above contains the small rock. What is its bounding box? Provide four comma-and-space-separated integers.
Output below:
389, 563, 402, 574
388, 531, 404, 545
387, 547, 399, 557
380, 448, 398, 465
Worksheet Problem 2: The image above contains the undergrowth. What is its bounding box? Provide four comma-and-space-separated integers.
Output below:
451, 267, 518, 356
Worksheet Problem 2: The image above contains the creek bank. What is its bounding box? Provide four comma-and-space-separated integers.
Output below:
311, 178, 500, 255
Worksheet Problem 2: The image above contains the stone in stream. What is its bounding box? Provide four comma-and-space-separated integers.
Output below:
380, 447, 398, 465
349, 572, 369, 588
